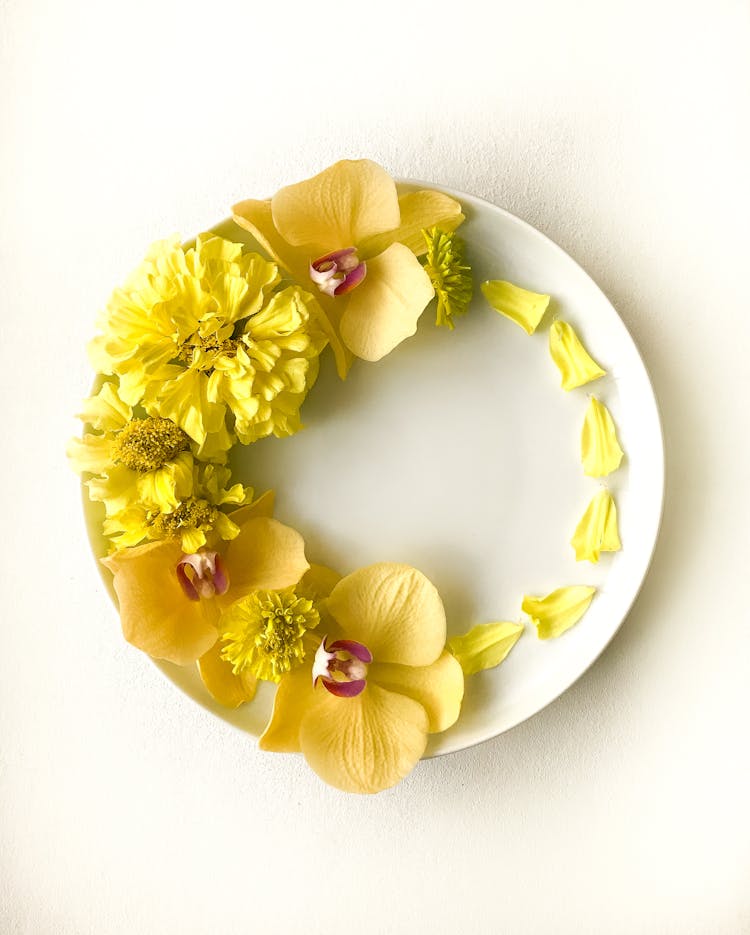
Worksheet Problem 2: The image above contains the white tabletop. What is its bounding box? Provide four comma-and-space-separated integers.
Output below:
1, 1, 748, 933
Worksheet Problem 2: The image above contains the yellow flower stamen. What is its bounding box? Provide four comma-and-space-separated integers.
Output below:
111, 417, 189, 473
177, 333, 240, 368
149, 497, 217, 539
422, 227, 473, 329
220, 588, 320, 682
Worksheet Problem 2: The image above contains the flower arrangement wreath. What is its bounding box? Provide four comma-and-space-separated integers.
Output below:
70, 160, 625, 794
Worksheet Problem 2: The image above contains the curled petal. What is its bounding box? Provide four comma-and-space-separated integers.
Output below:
358, 190, 465, 259
319, 677, 367, 698
447, 621, 524, 675
198, 640, 257, 708
481, 280, 550, 335
522, 586, 596, 640
549, 321, 606, 390
571, 489, 622, 563
581, 397, 624, 477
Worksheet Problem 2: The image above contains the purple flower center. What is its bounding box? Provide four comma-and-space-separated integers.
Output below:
312, 635, 373, 697
176, 550, 229, 601
309, 247, 367, 297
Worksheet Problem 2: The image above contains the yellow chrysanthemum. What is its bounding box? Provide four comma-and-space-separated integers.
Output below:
89, 234, 327, 455
422, 227, 473, 329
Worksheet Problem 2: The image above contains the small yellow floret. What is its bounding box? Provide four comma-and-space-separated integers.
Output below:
422, 227, 473, 329
112, 417, 189, 473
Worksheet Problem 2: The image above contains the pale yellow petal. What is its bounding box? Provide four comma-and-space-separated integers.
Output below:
271, 159, 400, 251
359, 190, 465, 258
481, 280, 550, 335
298, 683, 429, 794
259, 663, 314, 753
448, 621, 524, 675
77, 381, 131, 432
571, 488, 622, 563
221, 517, 309, 604
102, 541, 220, 664
339, 243, 434, 361
522, 586, 596, 640
198, 640, 257, 708
66, 434, 113, 475
223, 489, 276, 528
326, 563, 446, 667
298, 564, 342, 602
581, 397, 624, 477
369, 650, 464, 734
549, 320, 606, 390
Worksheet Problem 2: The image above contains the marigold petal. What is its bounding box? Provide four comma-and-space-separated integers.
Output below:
102, 541, 220, 664
369, 650, 464, 733
325, 563, 446, 666
77, 381, 131, 432
339, 243, 434, 361
549, 320, 606, 390
271, 159, 400, 251
447, 621, 524, 675
198, 640, 257, 708
571, 488, 622, 562
522, 586, 596, 640
482, 280, 550, 335
581, 397, 624, 477
221, 517, 309, 605
358, 190, 464, 258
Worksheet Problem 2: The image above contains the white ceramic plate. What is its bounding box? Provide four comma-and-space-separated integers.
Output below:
87, 182, 664, 757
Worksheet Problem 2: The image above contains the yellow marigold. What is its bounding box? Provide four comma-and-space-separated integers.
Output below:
88, 234, 327, 454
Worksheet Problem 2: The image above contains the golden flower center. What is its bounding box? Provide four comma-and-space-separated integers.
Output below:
220, 589, 320, 683
112, 417, 189, 472
177, 332, 240, 369
150, 498, 217, 538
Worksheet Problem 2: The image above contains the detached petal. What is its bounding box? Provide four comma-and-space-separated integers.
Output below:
359, 190, 464, 258
102, 541, 220, 664
581, 397, 624, 477
481, 280, 550, 335
549, 321, 606, 390
271, 159, 400, 251
339, 243, 434, 361
448, 621, 524, 675
571, 488, 622, 563
522, 586, 596, 640
369, 650, 464, 733
221, 517, 309, 605
198, 640, 257, 708
326, 563, 446, 667
298, 683, 429, 794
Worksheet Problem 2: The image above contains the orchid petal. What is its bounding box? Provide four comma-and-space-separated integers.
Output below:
581, 397, 624, 477
325, 563, 446, 667
447, 621, 524, 675
198, 640, 258, 708
221, 517, 309, 605
358, 190, 465, 259
571, 488, 622, 562
369, 651, 464, 733
522, 586, 596, 640
339, 243, 434, 361
549, 321, 606, 390
259, 663, 314, 753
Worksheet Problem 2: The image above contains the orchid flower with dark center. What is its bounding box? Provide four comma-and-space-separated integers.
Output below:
176, 550, 229, 601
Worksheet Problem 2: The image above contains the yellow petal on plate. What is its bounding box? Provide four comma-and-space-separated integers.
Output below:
522, 586, 596, 640
326, 562, 446, 667
259, 663, 316, 754
549, 320, 606, 390
369, 650, 464, 734
221, 517, 309, 605
481, 280, 550, 335
339, 243, 435, 361
198, 640, 257, 708
298, 683, 429, 795
271, 159, 400, 252
359, 190, 465, 259
447, 621, 524, 676
571, 488, 622, 563
581, 397, 624, 477
102, 541, 220, 664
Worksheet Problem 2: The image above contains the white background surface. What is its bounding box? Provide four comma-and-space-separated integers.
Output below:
1, 1, 748, 933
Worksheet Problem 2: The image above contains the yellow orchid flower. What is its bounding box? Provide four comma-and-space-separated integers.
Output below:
448, 621, 524, 675
233, 159, 465, 376
522, 586, 596, 640
581, 397, 624, 477
549, 321, 606, 390
101, 492, 310, 666
570, 489, 622, 563
259, 562, 464, 794
481, 280, 550, 334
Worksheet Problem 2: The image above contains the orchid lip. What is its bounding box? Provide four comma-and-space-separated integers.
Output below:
309, 247, 367, 298
313, 634, 372, 697
176, 550, 229, 601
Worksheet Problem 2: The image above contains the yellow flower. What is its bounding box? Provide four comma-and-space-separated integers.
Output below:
570, 489, 622, 563
89, 234, 326, 454
67, 381, 195, 517
233, 159, 465, 375
259, 562, 464, 794
522, 586, 596, 640
581, 397, 624, 477
549, 321, 605, 390
481, 279, 550, 334
101, 492, 310, 666
448, 621, 524, 675
422, 227, 473, 328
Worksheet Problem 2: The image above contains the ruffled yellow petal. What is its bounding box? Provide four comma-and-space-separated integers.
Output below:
359, 190, 465, 259
77, 381, 131, 432
581, 397, 624, 477
522, 586, 596, 640
66, 433, 114, 475
102, 541, 220, 664
549, 321, 606, 390
259, 663, 314, 753
298, 683, 429, 794
271, 159, 400, 251
571, 488, 622, 563
198, 640, 258, 708
369, 650, 464, 733
447, 621, 524, 675
339, 243, 435, 361
481, 280, 550, 335
221, 517, 309, 605
326, 563, 446, 667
